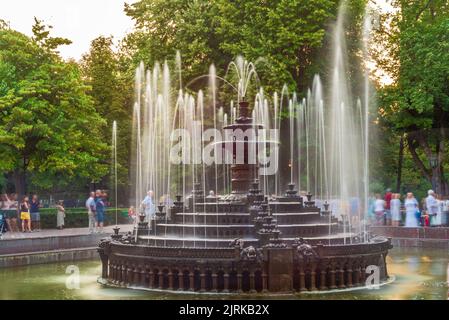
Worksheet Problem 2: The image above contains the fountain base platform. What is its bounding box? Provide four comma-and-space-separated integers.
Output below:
98, 186, 392, 294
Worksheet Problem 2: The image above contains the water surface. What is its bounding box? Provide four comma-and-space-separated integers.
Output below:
1, 248, 448, 300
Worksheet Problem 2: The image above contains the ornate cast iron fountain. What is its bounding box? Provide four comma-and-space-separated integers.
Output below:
98, 100, 392, 294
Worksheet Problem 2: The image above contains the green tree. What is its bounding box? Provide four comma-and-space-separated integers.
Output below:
80, 36, 133, 200
214, 0, 337, 93
0, 20, 108, 196
374, 0, 449, 195
123, 0, 363, 95
124, 0, 228, 89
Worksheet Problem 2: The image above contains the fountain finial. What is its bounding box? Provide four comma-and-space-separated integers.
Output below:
238, 100, 250, 120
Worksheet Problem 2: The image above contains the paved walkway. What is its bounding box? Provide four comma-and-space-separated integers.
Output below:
1, 224, 133, 240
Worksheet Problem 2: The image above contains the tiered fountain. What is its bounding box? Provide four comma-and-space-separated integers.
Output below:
98, 98, 391, 293
98, 1, 392, 293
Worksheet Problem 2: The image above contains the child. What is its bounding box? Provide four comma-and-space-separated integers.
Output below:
20, 196, 32, 232
128, 206, 136, 224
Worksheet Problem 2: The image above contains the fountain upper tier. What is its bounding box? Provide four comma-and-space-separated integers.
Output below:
222, 101, 265, 194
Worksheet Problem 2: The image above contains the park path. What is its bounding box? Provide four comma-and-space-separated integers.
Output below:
1, 224, 133, 240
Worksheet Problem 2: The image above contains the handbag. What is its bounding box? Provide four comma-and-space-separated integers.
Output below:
415, 209, 421, 221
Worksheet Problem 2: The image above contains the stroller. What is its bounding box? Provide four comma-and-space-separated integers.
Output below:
0, 211, 6, 240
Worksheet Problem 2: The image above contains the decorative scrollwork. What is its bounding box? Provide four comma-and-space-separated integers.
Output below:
240, 246, 256, 260
120, 232, 135, 244
98, 238, 111, 255
294, 238, 319, 262
229, 238, 244, 249
240, 246, 264, 263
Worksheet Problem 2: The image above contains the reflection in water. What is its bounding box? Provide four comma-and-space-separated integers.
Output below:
0, 248, 448, 300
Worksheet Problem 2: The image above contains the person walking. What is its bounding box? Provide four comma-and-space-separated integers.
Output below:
367, 193, 376, 225
56, 200, 65, 230
128, 206, 136, 224
30, 195, 42, 232
384, 188, 393, 225
20, 196, 32, 232
443, 197, 449, 226
374, 194, 385, 226
102, 191, 109, 208
433, 194, 443, 227
85, 192, 97, 234
404, 192, 419, 227
349, 196, 360, 227
142, 190, 155, 222
95, 190, 105, 233
390, 193, 402, 227
426, 190, 439, 227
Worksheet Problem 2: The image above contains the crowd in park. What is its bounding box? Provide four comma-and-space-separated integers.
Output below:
0, 190, 109, 234
370, 189, 449, 228
2, 187, 449, 237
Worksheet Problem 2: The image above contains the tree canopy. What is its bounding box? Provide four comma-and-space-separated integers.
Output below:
2, 0, 447, 200
0, 20, 108, 195
375, 0, 449, 194
80, 36, 133, 197
123, 0, 346, 93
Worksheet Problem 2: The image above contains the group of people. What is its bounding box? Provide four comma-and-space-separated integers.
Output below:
85, 190, 108, 234
1, 194, 43, 233
0, 189, 109, 234
18, 195, 45, 232
4, 187, 449, 234
126, 190, 156, 224
0, 193, 18, 210
3, 194, 66, 232
372, 189, 449, 227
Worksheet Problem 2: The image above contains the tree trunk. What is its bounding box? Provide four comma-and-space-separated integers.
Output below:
431, 165, 447, 196
12, 167, 27, 197
396, 135, 404, 193
407, 133, 447, 196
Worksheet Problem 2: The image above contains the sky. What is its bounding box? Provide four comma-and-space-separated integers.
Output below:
1, 0, 135, 61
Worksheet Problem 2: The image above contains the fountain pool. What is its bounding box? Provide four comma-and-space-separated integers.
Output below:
0, 249, 447, 300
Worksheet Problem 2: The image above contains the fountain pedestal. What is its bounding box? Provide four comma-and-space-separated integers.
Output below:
266, 248, 294, 293
223, 101, 260, 196
136, 212, 149, 236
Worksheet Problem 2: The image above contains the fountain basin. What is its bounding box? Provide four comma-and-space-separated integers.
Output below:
98, 237, 392, 293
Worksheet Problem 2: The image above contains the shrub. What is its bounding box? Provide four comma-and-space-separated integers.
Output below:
39, 208, 130, 229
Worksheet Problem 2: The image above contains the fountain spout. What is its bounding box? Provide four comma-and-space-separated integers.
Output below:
223, 100, 262, 195
238, 100, 251, 121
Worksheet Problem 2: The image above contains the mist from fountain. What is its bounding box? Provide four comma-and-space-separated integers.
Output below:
362, 3, 374, 242
111, 120, 118, 226
125, 1, 375, 245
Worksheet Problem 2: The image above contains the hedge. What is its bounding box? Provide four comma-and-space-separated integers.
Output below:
36, 208, 130, 229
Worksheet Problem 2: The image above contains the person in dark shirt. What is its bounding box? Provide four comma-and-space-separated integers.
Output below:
30, 195, 42, 232
95, 190, 105, 233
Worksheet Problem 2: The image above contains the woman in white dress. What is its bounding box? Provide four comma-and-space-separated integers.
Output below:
443, 199, 449, 226
431, 195, 443, 226
404, 192, 419, 227
56, 200, 65, 230
374, 194, 385, 226
390, 193, 402, 227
